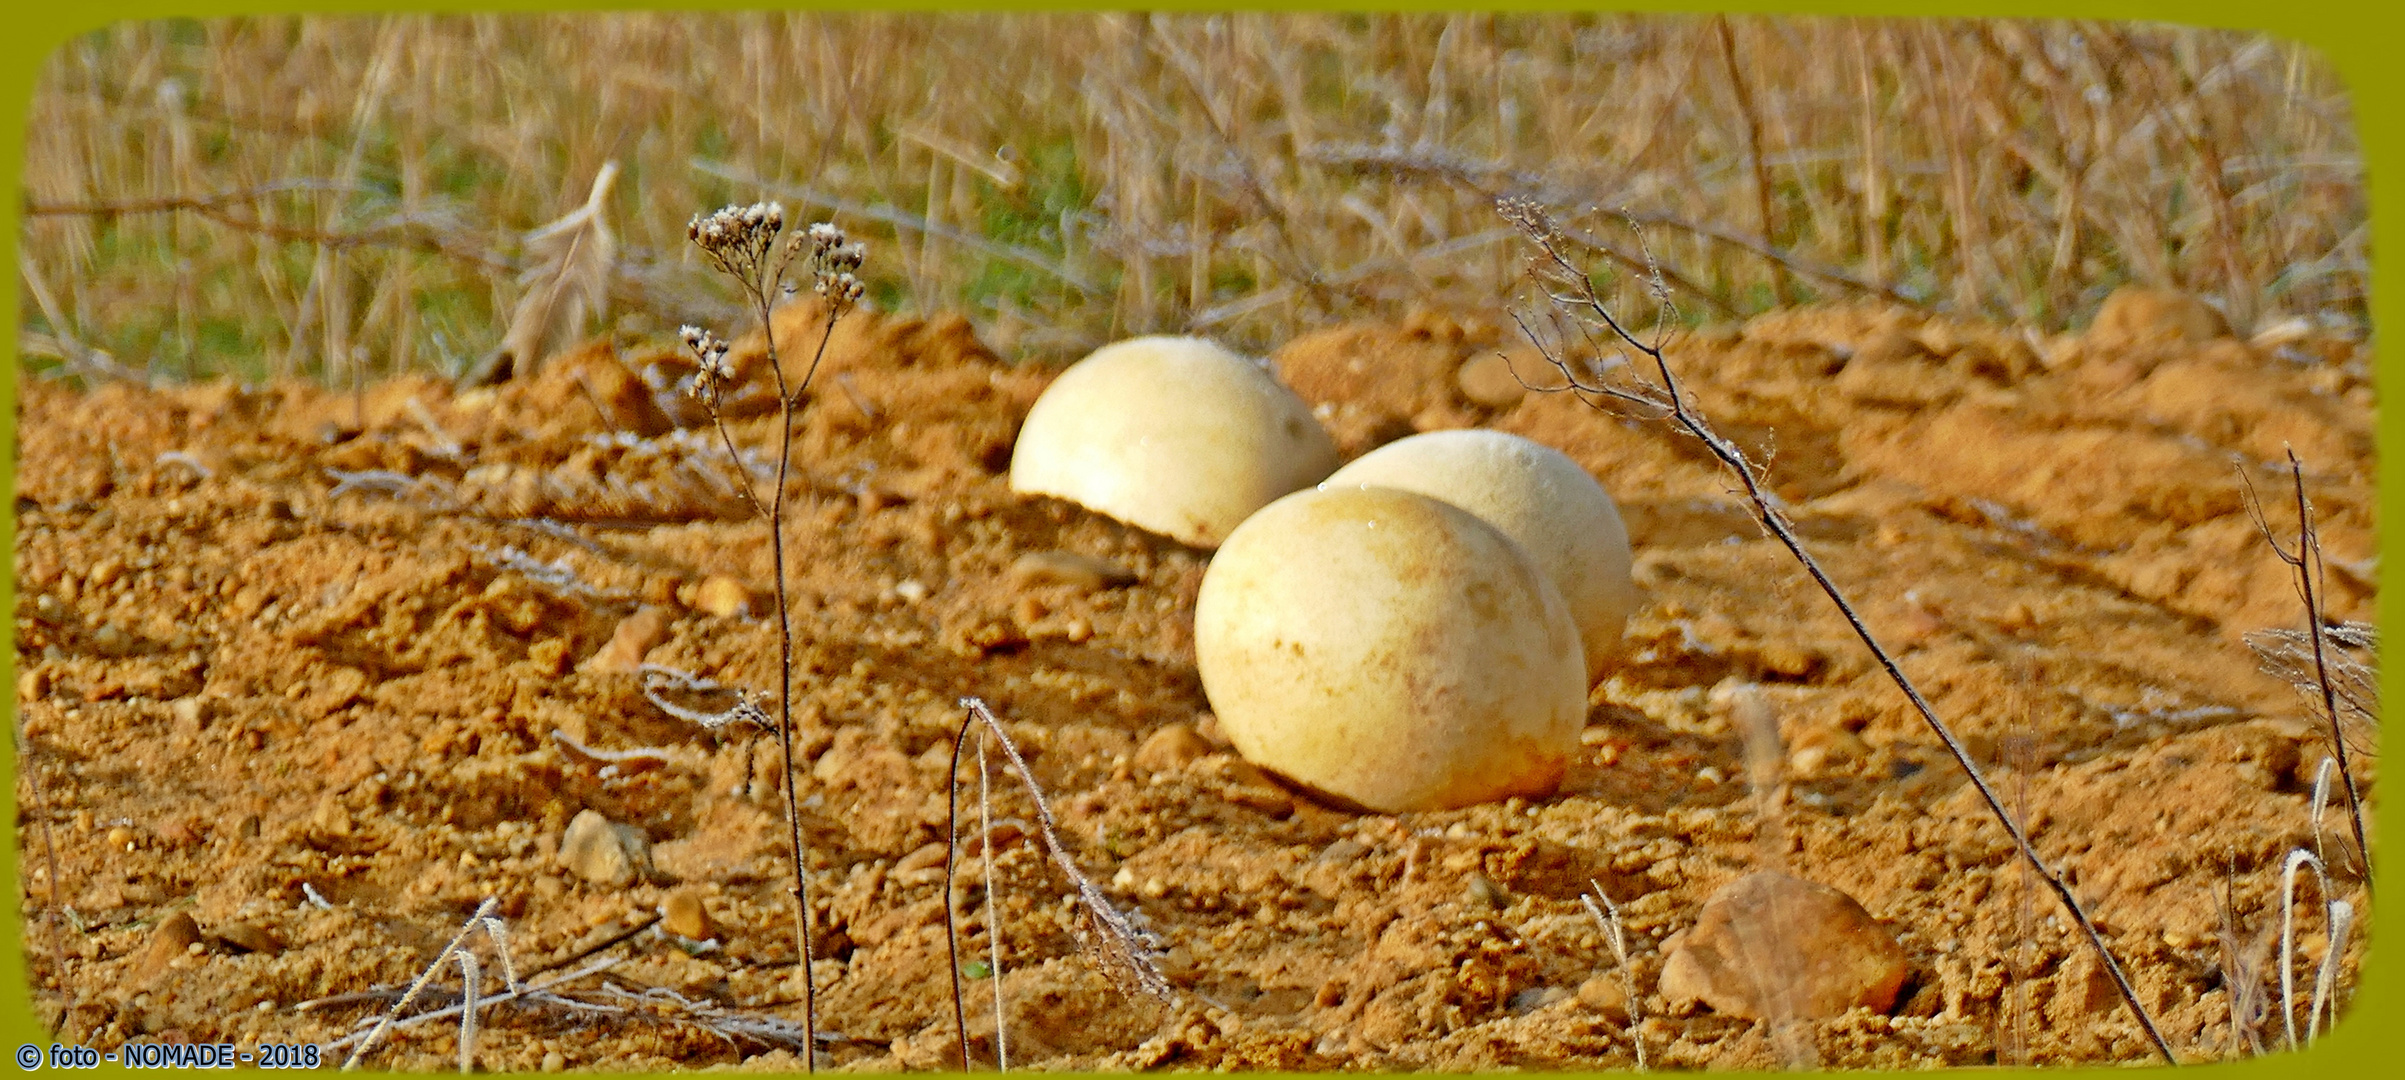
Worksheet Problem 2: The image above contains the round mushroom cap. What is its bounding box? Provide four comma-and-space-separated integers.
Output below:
1010, 336, 1340, 548
1325, 429, 1639, 683
1195, 485, 1587, 812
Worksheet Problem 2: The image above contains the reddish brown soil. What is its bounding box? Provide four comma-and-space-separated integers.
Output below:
11, 297, 2375, 1070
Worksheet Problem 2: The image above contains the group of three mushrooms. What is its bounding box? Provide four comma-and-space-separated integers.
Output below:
1010, 336, 1639, 814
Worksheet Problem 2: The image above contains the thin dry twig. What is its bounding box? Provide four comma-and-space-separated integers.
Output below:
1712, 16, 1789, 307
2248, 625, 2378, 754
1501, 194, 2178, 1064
2215, 858, 2269, 1059
299, 913, 660, 1020
339, 897, 520, 1072
638, 663, 775, 733
1580, 880, 1647, 1071
944, 697, 1173, 1070
26, 179, 516, 275
10, 725, 72, 1032
2239, 452, 2374, 894
980, 738, 1010, 1071
691, 158, 1101, 295
1300, 142, 1906, 310
2277, 848, 2354, 1047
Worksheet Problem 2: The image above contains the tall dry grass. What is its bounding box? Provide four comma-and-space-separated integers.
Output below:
19, 12, 2365, 384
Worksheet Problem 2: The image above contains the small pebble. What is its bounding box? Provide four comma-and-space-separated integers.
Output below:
1214, 757, 1292, 814
661, 887, 716, 941
693, 576, 751, 619
1851, 327, 1931, 367
526, 638, 572, 676
961, 820, 1025, 858
139, 912, 205, 978
169, 697, 209, 728
2085, 285, 2231, 346
107, 825, 138, 851
585, 605, 672, 674
1788, 725, 1870, 776
1133, 723, 1213, 774
1008, 551, 1138, 593
212, 922, 283, 956
558, 809, 653, 887
893, 842, 949, 876
2049, 949, 2123, 1023
1454, 352, 1530, 409
1577, 975, 1632, 1024
1508, 985, 1568, 1014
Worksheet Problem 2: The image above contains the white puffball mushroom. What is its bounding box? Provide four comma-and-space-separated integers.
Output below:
1194, 485, 1587, 813
1010, 336, 1339, 548
1325, 429, 1639, 684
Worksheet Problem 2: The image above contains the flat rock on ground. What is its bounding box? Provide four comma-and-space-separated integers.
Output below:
1660, 870, 1909, 1020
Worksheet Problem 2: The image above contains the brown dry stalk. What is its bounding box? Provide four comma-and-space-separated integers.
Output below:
339, 897, 519, 1072
1302, 143, 1898, 310
1712, 17, 1788, 307
1580, 880, 1648, 1071
1500, 195, 2178, 1064
2215, 860, 2269, 1058
10, 728, 71, 1030
2238, 453, 2374, 897
2276, 848, 2353, 1047
681, 204, 867, 1071
944, 697, 1173, 1070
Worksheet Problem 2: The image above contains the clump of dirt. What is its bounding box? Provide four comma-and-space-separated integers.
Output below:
11, 295, 2374, 1070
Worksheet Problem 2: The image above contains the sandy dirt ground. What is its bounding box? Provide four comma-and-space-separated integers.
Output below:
10, 295, 2376, 1070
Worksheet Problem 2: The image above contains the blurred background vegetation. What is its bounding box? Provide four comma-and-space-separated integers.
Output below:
18, 12, 2365, 385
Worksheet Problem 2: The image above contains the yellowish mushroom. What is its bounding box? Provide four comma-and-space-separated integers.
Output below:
1325, 429, 1639, 683
1009, 336, 1338, 548
1194, 485, 1587, 812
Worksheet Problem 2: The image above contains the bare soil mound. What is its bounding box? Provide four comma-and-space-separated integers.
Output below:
12, 299, 2375, 1069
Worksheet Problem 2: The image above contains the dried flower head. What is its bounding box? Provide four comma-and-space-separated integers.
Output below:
793, 222, 869, 313
816, 271, 866, 307
687, 202, 791, 288
679, 324, 734, 397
